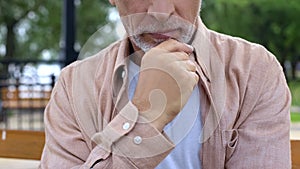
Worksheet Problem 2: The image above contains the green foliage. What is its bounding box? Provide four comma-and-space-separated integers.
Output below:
0, 0, 113, 60
291, 113, 300, 123
201, 0, 300, 67
289, 81, 300, 107
16, 1, 62, 60
288, 80, 300, 122
76, 0, 115, 51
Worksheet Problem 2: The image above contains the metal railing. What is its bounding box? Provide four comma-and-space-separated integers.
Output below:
0, 59, 63, 131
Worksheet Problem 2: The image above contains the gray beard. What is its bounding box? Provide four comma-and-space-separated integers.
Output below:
123, 14, 197, 52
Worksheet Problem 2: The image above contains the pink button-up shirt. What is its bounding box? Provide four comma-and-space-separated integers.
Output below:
40, 18, 291, 169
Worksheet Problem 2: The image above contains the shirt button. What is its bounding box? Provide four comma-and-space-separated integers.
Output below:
122, 122, 130, 130
121, 70, 126, 79
133, 136, 142, 145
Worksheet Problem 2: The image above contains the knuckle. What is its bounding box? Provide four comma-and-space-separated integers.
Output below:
178, 52, 189, 60
168, 38, 178, 44
194, 73, 199, 82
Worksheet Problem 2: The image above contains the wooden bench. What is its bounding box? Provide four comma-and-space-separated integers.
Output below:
0, 130, 45, 160
292, 139, 300, 169
1, 87, 51, 110
0, 87, 51, 129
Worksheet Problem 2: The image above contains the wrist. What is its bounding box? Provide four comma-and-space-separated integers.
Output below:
150, 119, 165, 133
139, 108, 169, 133
132, 97, 151, 112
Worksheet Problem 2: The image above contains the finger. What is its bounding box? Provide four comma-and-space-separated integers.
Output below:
184, 60, 197, 72
175, 60, 196, 72
177, 71, 199, 91
190, 72, 199, 84
156, 39, 193, 54
158, 52, 189, 63
172, 52, 190, 61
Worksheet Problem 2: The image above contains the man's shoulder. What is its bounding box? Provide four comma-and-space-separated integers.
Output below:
69, 40, 122, 69
60, 40, 123, 76
209, 30, 282, 73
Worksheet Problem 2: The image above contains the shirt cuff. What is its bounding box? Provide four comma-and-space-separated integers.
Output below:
91, 101, 174, 159
112, 116, 175, 159
91, 102, 139, 153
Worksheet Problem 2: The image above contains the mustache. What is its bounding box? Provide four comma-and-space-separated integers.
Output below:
135, 26, 180, 35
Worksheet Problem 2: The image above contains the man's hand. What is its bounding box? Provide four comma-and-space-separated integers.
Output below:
132, 39, 199, 132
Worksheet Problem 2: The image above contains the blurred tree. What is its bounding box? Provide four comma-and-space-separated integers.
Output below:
76, 0, 115, 50
0, 0, 113, 60
201, 0, 300, 80
0, 0, 47, 60
76, 0, 119, 59
0, 0, 115, 80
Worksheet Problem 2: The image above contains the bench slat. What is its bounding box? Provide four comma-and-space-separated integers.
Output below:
0, 130, 45, 160
2, 100, 49, 109
292, 139, 300, 169
1, 87, 50, 109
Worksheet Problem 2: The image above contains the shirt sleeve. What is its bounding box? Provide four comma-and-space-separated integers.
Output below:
225, 58, 291, 168
40, 71, 175, 169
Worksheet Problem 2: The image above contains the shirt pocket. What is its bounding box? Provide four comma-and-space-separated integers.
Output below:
222, 129, 239, 162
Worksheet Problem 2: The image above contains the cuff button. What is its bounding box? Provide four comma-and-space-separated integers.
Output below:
122, 122, 130, 130
133, 136, 142, 145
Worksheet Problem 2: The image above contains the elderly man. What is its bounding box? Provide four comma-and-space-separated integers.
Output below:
40, 0, 291, 168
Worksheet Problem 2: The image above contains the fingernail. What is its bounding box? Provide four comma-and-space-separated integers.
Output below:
186, 44, 194, 52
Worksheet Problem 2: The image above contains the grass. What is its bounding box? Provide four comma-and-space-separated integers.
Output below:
289, 80, 300, 107
289, 80, 300, 122
291, 112, 300, 123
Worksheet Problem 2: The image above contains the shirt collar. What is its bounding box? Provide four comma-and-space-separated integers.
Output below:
114, 36, 130, 73
191, 17, 212, 82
